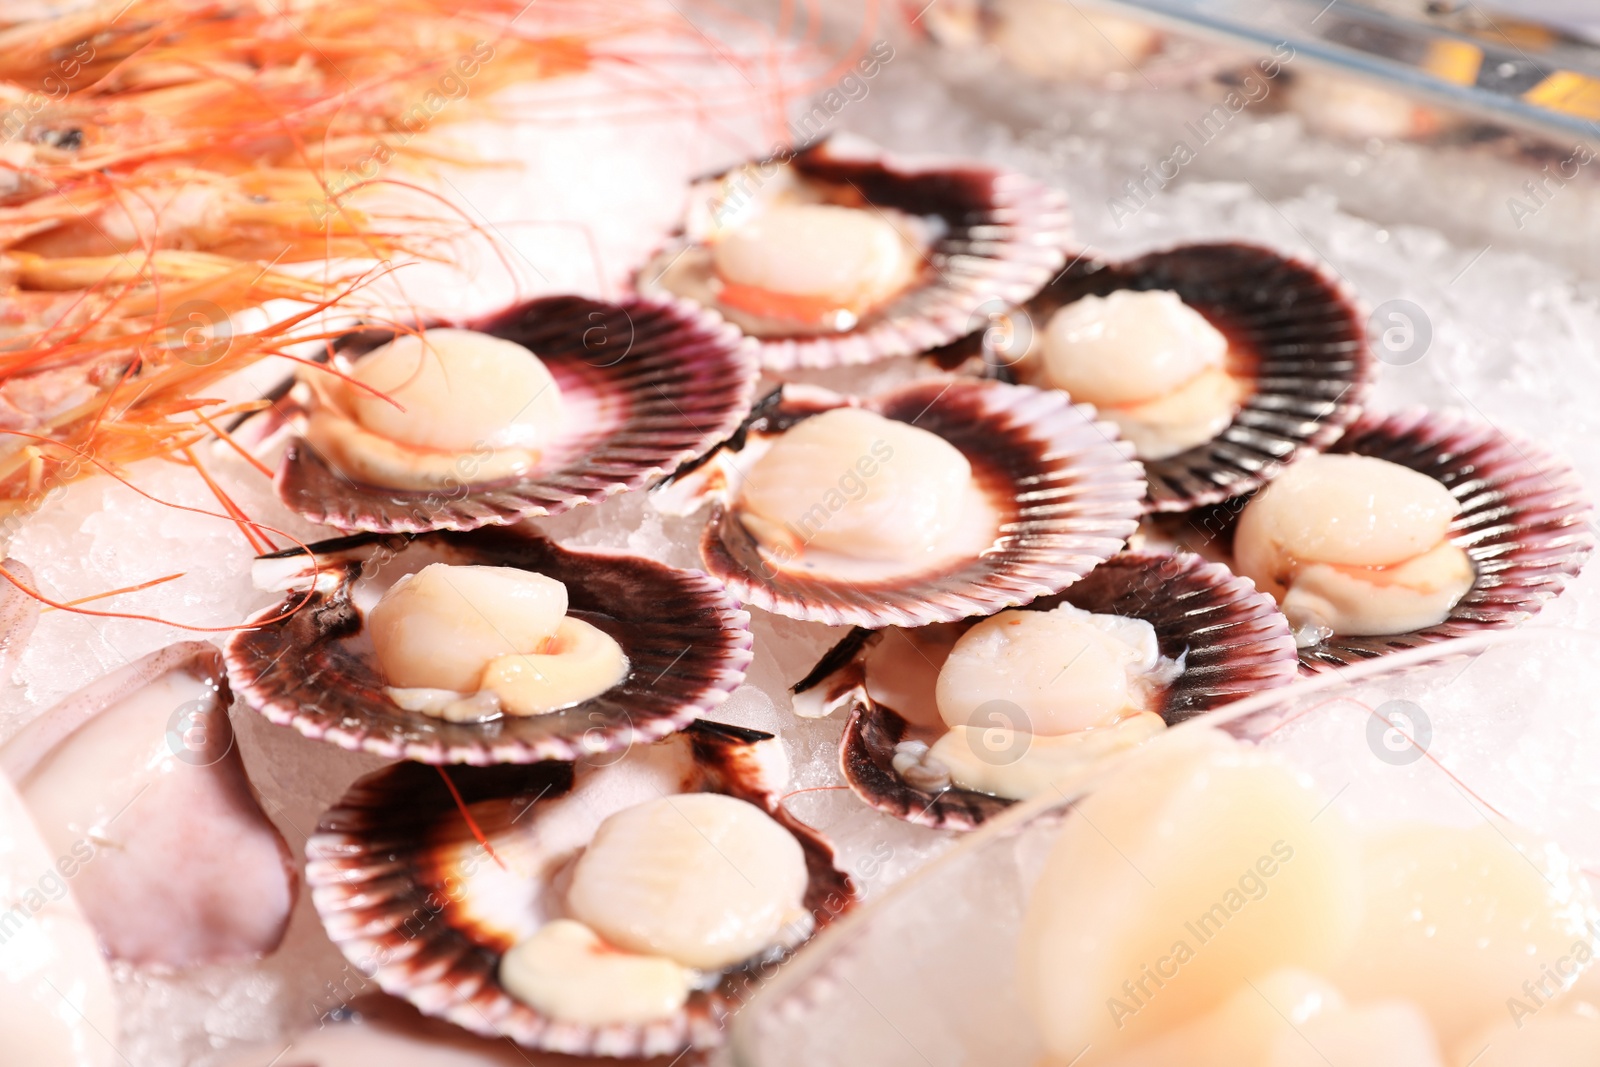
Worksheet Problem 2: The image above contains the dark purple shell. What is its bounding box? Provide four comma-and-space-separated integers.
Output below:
224, 528, 752, 764
1295, 407, 1594, 673
637, 137, 1071, 371
276, 294, 758, 534
810, 551, 1298, 830
305, 720, 856, 1058
691, 378, 1145, 628
929, 242, 1374, 512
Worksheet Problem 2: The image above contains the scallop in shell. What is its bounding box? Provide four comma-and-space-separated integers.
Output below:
654, 378, 1145, 629
251, 294, 757, 534
792, 552, 1298, 830
929, 242, 1374, 512
636, 135, 1071, 372
1291, 408, 1590, 673
306, 720, 854, 1058
225, 527, 752, 764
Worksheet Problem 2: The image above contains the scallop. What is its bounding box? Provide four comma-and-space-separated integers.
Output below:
637, 135, 1071, 371
303, 329, 567, 492
1036, 289, 1240, 461
567, 792, 809, 970
1288, 408, 1593, 673
1234, 453, 1475, 641
479, 618, 630, 717
305, 720, 855, 1057
342, 328, 565, 452
796, 551, 1299, 830
263, 294, 759, 534
498, 920, 693, 1027
369, 563, 569, 692
928, 243, 1374, 511
1041, 290, 1227, 406
710, 204, 917, 327
1330, 821, 1598, 1046
658, 378, 1147, 629
923, 711, 1167, 802
1459, 1014, 1600, 1066
734, 407, 972, 561
934, 601, 1169, 735
1018, 728, 1363, 1060
227, 528, 751, 764
1235, 454, 1459, 575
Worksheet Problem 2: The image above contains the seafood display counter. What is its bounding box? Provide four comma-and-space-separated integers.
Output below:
2, 1, 1600, 1065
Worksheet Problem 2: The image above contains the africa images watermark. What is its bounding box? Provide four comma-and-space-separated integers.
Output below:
1, 41, 95, 145
1505, 143, 1597, 230
754, 435, 895, 579
707, 39, 896, 226
1505, 920, 1600, 1029
1106, 43, 1296, 229
1106, 839, 1297, 1030
307, 40, 496, 226
0, 837, 98, 947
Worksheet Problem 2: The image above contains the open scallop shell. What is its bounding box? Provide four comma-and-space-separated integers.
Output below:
654, 378, 1145, 629
306, 720, 855, 1058
793, 551, 1299, 830
224, 528, 752, 764
1292, 408, 1594, 673
265, 294, 757, 534
929, 241, 1374, 512
635, 135, 1071, 372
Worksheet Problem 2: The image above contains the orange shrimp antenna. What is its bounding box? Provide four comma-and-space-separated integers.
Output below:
436, 766, 509, 872
41, 571, 186, 612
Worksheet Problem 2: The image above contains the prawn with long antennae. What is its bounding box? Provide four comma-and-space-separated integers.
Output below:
0, 0, 847, 521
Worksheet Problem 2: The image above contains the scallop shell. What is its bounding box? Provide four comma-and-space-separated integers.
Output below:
269, 294, 758, 534
306, 720, 855, 1058
224, 528, 753, 764
636, 136, 1071, 372
1294, 407, 1594, 674
795, 551, 1299, 830
659, 378, 1145, 629
929, 241, 1374, 512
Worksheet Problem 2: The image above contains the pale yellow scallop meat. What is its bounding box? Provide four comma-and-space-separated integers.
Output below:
1040, 290, 1229, 407
480, 617, 629, 716
499, 919, 692, 1027
1099, 968, 1347, 1067
1233, 453, 1474, 639
711, 203, 911, 303
1103, 969, 1445, 1067
1018, 728, 1363, 1062
1235, 453, 1458, 578
567, 793, 809, 971
344, 328, 566, 452
935, 602, 1169, 735
1281, 541, 1476, 638
735, 407, 972, 561
1101, 364, 1245, 460
1328, 821, 1599, 1047
928, 710, 1167, 801
369, 563, 568, 691
1267, 1000, 1444, 1067
302, 409, 541, 490
1456, 1013, 1600, 1066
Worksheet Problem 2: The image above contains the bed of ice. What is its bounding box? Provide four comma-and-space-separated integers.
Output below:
5, 5, 1600, 1064
729, 630, 1600, 1067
